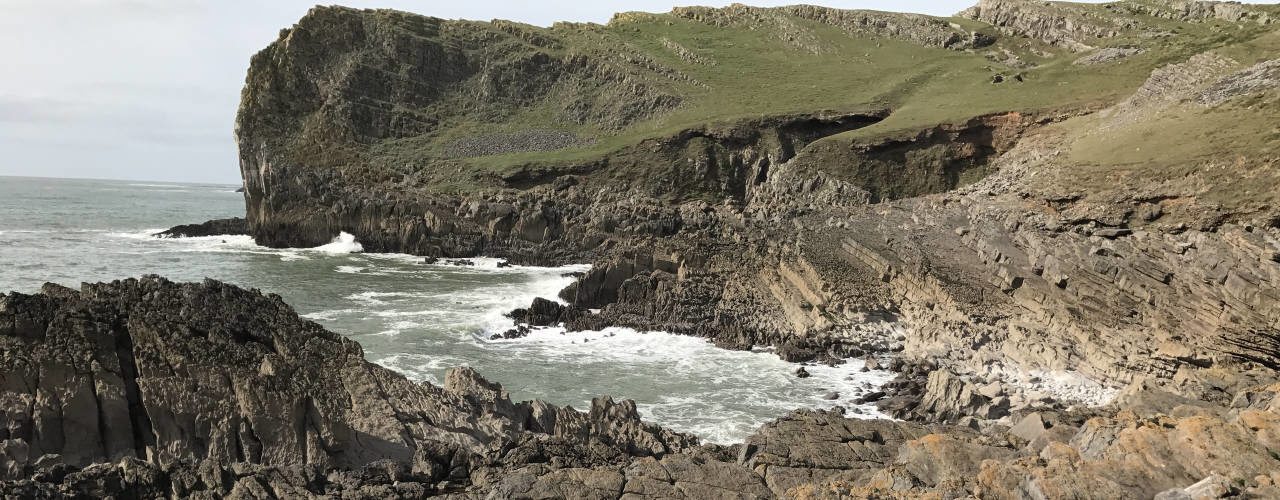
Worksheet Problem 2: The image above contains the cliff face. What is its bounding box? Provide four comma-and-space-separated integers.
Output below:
235, 7, 678, 249
239, 107, 891, 254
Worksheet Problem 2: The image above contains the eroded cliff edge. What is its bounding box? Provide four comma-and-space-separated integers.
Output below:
3, 277, 1280, 498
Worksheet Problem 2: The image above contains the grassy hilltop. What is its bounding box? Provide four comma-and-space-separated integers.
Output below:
236, 0, 1279, 197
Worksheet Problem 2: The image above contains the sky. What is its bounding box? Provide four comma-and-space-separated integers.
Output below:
3, 1, 1078, 184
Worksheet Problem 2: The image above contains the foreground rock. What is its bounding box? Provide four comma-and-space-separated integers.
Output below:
2, 277, 1279, 498
154, 217, 249, 238
0, 277, 696, 497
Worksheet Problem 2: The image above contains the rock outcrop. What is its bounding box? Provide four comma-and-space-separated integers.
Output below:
666, 4, 988, 53
154, 217, 248, 238
961, 0, 1276, 52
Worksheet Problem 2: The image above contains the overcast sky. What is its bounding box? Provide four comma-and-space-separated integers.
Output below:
3, 1, 1077, 184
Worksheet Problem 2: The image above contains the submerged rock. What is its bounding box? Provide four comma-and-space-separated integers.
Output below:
507, 297, 570, 327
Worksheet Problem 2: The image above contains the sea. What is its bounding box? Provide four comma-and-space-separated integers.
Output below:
0, 176, 892, 444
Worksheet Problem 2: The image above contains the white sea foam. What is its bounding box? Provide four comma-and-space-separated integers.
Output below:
113, 231, 313, 261
313, 232, 364, 254
471, 271, 583, 334
434, 257, 528, 270
301, 308, 362, 321
346, 291, 396, 304
110, 229, 172, 240
361, 253, 433, 266
344, 291, 449, 305
478, 326, 895, 443
371, 309, 453, 319
116, 229, 372, 261
374, 354, 460, 385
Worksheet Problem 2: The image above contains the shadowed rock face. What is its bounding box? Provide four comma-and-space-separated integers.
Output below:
0, 277, 698, 497
236, 108, 892, 253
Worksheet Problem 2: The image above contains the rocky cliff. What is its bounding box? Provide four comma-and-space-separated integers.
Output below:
3, 278, 1280, 498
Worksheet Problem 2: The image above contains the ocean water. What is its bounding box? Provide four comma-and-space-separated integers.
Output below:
0, 176, 893, 443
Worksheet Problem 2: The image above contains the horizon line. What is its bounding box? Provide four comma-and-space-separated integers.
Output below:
0, 174, 242, 187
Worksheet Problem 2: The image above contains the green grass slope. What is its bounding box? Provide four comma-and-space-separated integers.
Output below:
237, 1, 1280, 195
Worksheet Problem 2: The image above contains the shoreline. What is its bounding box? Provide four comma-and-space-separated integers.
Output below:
148, 222, 1135, 425
140, 224, 1137, 444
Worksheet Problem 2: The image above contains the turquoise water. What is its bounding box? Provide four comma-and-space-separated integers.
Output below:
0, 176, 891, 443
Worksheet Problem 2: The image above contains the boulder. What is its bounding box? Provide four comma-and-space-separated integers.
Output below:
1009, 412, 1048, 442
508, 297, 569, 326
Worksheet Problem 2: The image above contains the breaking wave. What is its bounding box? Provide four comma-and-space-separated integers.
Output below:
313, 232, 363, 254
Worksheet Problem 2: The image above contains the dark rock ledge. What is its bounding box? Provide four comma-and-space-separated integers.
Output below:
154, 217, 249, 238
3, 277, 1279, 499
